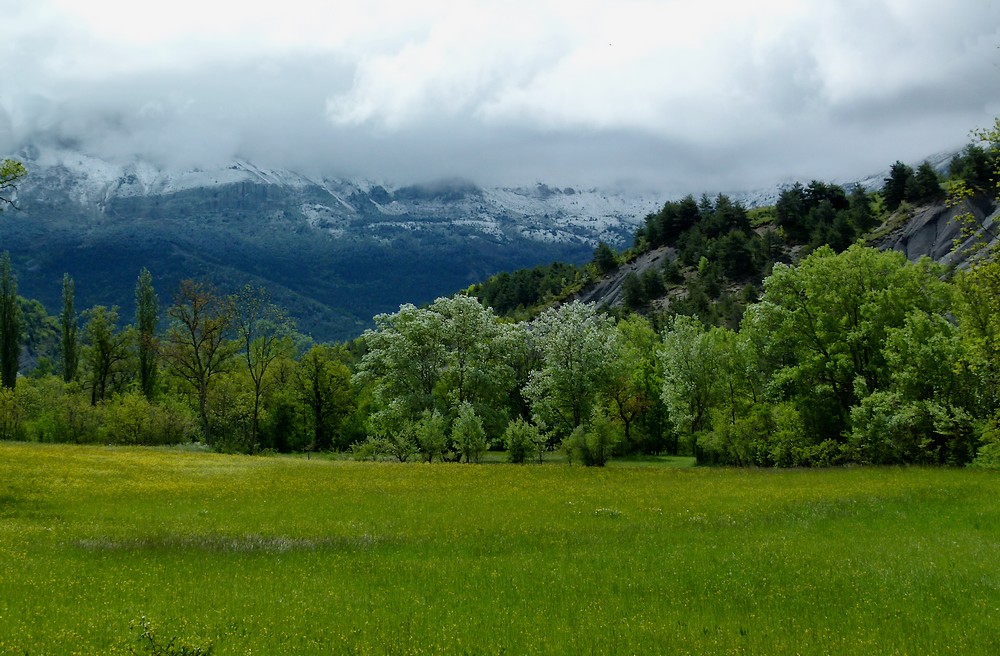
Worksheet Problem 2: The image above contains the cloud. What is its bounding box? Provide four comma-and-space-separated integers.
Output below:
2, 0, 999, 191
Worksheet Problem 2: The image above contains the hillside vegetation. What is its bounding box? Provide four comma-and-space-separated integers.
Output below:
0, 123, 998, 468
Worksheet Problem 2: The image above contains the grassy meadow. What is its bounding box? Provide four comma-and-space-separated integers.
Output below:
0, 442, 998, 655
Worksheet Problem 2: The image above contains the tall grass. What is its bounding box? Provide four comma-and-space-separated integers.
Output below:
0, 442, 997, 654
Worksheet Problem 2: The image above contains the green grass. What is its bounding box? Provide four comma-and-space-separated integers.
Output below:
1, 442, 998, 655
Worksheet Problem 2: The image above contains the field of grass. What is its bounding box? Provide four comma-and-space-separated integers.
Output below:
1, 442, 997, 655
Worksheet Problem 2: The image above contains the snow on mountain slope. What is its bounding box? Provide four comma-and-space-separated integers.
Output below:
15, 145, 664, 247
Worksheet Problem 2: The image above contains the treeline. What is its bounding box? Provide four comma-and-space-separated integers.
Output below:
353, 246, 1000, 467
0, 271, 367, 453
1, 126, 998, 467
4, 243, 996, 467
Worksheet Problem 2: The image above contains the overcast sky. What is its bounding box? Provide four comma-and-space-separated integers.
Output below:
2, 0, 999, 193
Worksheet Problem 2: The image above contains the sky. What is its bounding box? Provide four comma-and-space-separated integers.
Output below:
2, 0, 1000, 193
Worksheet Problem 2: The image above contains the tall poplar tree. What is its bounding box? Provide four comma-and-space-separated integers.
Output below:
0, 253, 20, 389
61, 273, 78, 382
135, 268, 159, 398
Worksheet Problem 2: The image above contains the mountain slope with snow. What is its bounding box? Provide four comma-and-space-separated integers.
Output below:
4, 146, 663, 340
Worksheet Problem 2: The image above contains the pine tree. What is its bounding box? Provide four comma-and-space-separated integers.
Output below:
911, 162, 943, 203
593, 241, 618, 275
60, 273, 78, 382
0, 253, 20, 389
883, 161, 914, 212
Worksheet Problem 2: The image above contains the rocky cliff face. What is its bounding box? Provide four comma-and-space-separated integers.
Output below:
873, 196, 998, 268
567, 194, 999, 314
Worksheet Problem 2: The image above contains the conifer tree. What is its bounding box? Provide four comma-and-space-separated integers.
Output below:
883, 161, 914, 211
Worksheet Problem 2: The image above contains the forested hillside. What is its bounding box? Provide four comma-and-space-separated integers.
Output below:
0, 123, 998, 468
471, 139, 998, 327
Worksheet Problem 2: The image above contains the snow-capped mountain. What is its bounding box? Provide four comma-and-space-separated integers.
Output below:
17, 145, 662, 246
3, 145, 664, 340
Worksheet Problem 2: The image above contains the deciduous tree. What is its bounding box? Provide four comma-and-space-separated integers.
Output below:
452, 401, 487, 463
82, 305, 131, 405
233, 284, 294, 450
750, 244, 951, 440
523, 301, 618, 436
0, 159, 26, 210
293, 344, 354, 451
161, 280, 235, 442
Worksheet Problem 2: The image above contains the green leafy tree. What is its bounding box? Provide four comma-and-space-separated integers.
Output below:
414, 409, 448, 463
0, 253, 20, 389
848, 311, 981, 465
452, 401, 487, 463
953, 258, 1000, 411
659, 315, 725, 455
293, 345, 354, 451
503, 417, 540, 464
0, 159, 27, 210
562, 409, 621, 466
355, 303, 446, 422
523, 301, 618, 437
357, 296, 518, 436
82, 305, 132, 405
206, 370, 257, 452
135, 268, 159, 399
233, 284, 295, 451
161, 280, 235, 443
20, 298, 59, 379
432, 295, 518, 433
0, 387, 24, 439
61, 274, 79, 383
606, 314, 666, 452
749, 244, 951, 441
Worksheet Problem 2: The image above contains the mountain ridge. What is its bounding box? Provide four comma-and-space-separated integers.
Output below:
3, 145, 664, 341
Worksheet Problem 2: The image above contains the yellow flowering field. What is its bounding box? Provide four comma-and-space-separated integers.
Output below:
0, 442, 997, 654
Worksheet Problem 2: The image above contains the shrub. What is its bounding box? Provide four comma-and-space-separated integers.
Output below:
414, 410, 448, 463
385, 426, 416, 462
351, 436, 387, 461
971, 414, 1000, 469
452, 402, 487, 463
562, 412, 621, 466
102, 392, 155, 445
767, 402, 809, 467
503, 417, 539, 464
0, 387, 25, 440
